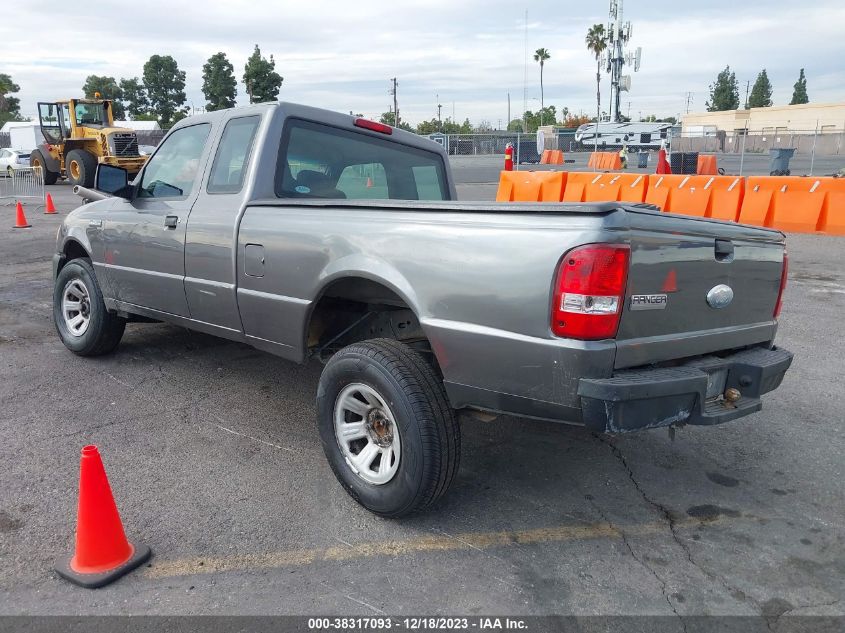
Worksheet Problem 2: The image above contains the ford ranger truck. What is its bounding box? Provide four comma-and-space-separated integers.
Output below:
52, 102, 793, 517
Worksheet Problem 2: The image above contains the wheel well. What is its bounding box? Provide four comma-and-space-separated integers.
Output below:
60, 240, 91, 271
306, 277, 437, 368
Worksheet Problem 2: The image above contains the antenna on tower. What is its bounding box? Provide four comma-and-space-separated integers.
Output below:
606, 0, 642, 122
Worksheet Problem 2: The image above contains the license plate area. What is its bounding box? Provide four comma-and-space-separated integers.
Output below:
704, 368, 728, 399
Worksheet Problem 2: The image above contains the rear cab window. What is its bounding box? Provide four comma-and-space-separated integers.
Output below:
207, 116, 260, 194
275, 118, 448, 201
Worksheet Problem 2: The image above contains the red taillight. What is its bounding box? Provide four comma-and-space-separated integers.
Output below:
551, 244, 630, 340
354, 118, 393, 135
774, 249, 788, 318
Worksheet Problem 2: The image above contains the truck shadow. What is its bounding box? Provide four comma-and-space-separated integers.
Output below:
114, 322, 759, 534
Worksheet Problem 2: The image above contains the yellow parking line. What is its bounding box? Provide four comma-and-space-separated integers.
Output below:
145, 516, 724, 580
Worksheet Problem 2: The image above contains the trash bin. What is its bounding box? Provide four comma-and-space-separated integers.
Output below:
769, 148, 796, 176
637, 152, 649, 169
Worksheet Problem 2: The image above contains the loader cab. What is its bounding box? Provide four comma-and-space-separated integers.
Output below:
37, 98, 114, 143
37, 101, 71, 144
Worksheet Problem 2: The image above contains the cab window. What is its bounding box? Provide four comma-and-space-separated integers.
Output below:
138, 124, 210, 199
207, 116, 260, 194
276, 119, 448, 201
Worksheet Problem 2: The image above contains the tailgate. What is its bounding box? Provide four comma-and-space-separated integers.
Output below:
615, 211, 785, 369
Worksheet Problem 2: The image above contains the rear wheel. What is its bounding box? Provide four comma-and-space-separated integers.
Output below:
30, 150, 59, 185
65, 149, 97, 187
53, 258, 125, 356
316, 339, 460, 517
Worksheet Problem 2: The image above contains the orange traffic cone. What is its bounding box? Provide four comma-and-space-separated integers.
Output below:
55, 445, 151, 588
13, 201, 31, 228
44, 193, 57, 214
366, 177, 373, 188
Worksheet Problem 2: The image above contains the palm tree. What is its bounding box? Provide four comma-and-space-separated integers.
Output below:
585, 24, 607, 128
533, 47, 551, 124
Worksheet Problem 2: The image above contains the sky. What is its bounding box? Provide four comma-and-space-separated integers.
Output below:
3, 0, 844, 127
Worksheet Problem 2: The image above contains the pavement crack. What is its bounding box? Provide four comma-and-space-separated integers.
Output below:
593, 433, 763, 616
582, 491, 686, 632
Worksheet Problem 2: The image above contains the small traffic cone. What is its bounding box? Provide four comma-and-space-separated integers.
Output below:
366, 177, 373, 188
13, 201, 31, 228
44, 193, 57, 214
55, 445, 151, 588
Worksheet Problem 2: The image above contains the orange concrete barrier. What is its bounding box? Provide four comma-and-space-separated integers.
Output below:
583, 173, 620, 202
663, 175, 743, 218
643, 175, 673, 210
697, 154, 718, 175
550, 150, 564, 165
816, 178, 845, 235
587, 153, 598, 169
708, 177, 745, 222
540, 150, 551, 165
496, 170, 567, 202
739, 176, 823, 231
562, 172, 598, 202
616, 173, 649, 203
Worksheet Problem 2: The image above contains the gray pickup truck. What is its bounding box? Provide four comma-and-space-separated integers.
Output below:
53, 102, 792, 516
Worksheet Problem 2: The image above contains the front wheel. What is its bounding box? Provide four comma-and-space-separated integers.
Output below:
317, 339, 460, 517
65, 149, 97, 187
53, 258, 126, 356
29, 150, 59, 185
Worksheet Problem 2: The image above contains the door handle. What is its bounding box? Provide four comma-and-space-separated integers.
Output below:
164, 215, 179, 229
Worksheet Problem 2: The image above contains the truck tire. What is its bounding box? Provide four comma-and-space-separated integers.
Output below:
30, 150, 59, 185
316, 339, 460, 517
65, 149, 98, 188
53, 258, 125, 356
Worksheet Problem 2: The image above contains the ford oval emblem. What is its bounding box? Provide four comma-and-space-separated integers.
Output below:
706, 284, 734, 309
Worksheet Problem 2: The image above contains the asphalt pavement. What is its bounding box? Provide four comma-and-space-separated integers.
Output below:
0, 178, 843, 621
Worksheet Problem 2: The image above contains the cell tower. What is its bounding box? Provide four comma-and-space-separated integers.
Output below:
605, 0, 641, 122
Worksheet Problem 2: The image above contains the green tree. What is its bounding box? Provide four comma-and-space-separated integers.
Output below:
585, 24, 607, 124
0, 73, 24, 125
748, 69, 773, 108
378, 111, 413, 132
202, 52, 237, 111
506, 119, 525, 132
706, 65, 740, 111
520, 106, 557, 133
790, 68, 809, 105
119, 77, 149, 119
142, 55, 187, 127
533, 47, 551, 120
82, 75, 125, 119
243, 45, 283, 103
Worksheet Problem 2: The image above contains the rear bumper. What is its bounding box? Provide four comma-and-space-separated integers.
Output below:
578, 346, 793, 433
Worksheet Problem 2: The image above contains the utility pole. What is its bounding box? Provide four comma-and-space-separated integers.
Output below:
390, 78, 399, 126
507, 92, 511, 129
744, 80, 750, 110
436, 93, 442, 131
685, 91, 693, 113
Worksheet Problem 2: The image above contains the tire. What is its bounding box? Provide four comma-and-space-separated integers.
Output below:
6, 166, 12, 178
30, 150, 59, 185
53, 258, 125, 356
316, 339, 460, 517
65, 149, 97, 187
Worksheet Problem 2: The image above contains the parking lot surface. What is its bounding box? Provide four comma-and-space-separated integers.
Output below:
0, 178, 843, 619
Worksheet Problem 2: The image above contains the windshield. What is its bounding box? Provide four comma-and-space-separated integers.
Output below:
74, 102, 107, 126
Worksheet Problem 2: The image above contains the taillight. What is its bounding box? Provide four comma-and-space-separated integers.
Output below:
551, 244, 630, 340
774, 249, 788, 318
354, 118, 393, 135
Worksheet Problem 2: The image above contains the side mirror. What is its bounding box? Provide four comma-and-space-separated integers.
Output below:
95, 164, 133, 198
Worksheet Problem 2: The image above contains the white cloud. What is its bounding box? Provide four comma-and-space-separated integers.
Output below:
2, 0, 843, 125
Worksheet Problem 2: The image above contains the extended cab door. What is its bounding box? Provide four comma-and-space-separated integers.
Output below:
103, 123, 212, 317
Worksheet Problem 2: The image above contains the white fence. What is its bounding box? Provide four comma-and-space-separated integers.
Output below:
0, 166, 46, 206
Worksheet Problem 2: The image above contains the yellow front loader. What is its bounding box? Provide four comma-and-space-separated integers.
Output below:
30, 95, 147, 187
